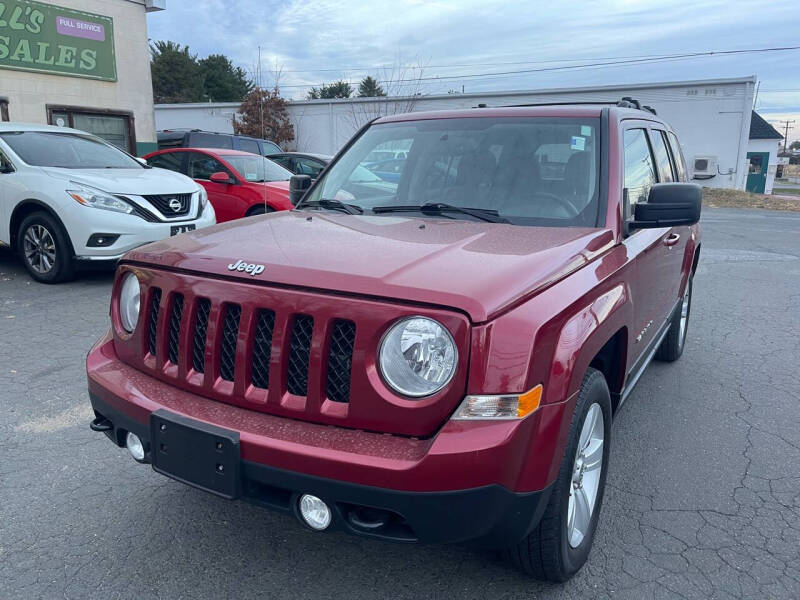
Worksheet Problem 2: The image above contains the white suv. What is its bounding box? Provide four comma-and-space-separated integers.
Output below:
0, 123, 216, 283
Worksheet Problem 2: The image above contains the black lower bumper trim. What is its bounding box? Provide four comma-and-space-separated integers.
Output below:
88, 392, 552, 547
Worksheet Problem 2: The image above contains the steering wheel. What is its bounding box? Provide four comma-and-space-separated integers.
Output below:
521, 191, 581, 219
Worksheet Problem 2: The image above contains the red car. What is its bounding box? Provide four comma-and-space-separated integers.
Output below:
89, 100, 701, 581
143, 148, 293, 222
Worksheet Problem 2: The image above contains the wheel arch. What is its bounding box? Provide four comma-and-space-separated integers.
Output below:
10, 199, 75, 257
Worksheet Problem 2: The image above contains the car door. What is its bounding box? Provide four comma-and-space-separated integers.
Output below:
0, 148, 17, 243
649, 128, 689, 311
621, 125, 676, 359
186, 152, 241, 223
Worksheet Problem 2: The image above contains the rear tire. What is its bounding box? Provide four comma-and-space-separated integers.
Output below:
506, 368, 612, 581
17, 211, 75, 284
655, 278, 692, 362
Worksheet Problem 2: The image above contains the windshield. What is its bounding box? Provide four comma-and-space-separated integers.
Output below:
225, 154, 292, 182
0, 131, 143, 169
305, 117, 602, 227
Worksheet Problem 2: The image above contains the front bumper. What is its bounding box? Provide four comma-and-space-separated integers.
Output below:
71, 202, 216, 260
87, 335, 566, 546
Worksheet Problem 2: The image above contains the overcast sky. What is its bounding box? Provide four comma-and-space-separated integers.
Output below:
147, 0, 800, 142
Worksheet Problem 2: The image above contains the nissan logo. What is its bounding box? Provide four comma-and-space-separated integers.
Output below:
168, 198, 182, 212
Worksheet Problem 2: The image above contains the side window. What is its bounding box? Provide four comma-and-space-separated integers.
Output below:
236, 137, 260, 154
295, 158, 324, 178
189, 132, 232, 149
188, 153, 229, 180
666, 132, 687, 181
269, 156, 293, 170
147, 152, 184, 174
260, 140, 281, 155
650, 130, 675, 182
623, 129, 657, 213
0, 149, 15, 172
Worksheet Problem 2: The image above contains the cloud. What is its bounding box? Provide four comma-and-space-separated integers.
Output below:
146, 0, 800, 125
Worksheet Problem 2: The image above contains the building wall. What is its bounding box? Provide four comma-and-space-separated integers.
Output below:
1, 0, 157, 154
155, 77, 757, 190
747, 138, 780, 195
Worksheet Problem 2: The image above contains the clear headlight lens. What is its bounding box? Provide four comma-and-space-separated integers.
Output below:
68, 182, 134, 214
119, 272, 141, 333
198, 185, 208, 208
378, 317, 457, 397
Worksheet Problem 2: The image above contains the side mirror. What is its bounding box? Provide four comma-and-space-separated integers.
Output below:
209, 171, 232, 184
289, 174, 312, 205
631, 183, 701, 229
134, 156, 148, 166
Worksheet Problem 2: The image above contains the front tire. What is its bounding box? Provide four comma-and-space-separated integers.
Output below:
245, 204, 274, 217
655, 277, 692, 362
506, 368, 612, 581
17, 212, 75, 284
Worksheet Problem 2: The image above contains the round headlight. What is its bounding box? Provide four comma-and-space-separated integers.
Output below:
378, 317, 457, 397
119, 272, 141, 333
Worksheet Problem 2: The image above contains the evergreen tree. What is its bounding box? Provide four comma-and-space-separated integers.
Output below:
199, 54, 254, 102
307, 80, 353, 99
358, 76, 386, 97
150, 41, 205, 103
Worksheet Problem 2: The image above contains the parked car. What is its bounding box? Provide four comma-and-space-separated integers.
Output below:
87, 100, 701, 582
366, 157, 406, 182
0, 123, 215, 283
267, 152, 331, 179
157, 129, 281, 156
144, 148, 293, 222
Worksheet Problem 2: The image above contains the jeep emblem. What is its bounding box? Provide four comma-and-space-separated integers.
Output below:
227, 259, 265, 276
168, 198, 182, 212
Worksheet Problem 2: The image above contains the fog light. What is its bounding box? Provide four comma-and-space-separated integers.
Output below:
298, 494, 332, 530
125, 432, 145, 461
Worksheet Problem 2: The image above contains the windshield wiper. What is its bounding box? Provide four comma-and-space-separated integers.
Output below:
372, 202, 507, 223
298, 198, 363, 215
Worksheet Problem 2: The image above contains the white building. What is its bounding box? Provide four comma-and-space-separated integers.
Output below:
155, 76, 759, 190
0, 0, 165, 155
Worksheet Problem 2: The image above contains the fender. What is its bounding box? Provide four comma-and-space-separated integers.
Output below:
9, 198, 75, 256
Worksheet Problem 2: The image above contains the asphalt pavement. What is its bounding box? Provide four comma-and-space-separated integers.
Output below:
1, 207, 799, 599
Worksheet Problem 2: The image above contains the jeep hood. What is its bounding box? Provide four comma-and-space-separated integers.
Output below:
41, 167, 197, 195
125, 211, 614, 322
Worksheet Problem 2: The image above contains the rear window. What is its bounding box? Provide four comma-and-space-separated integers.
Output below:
0, 131, 143, 169
236, 137, 260, 154
260, 140, 281, 155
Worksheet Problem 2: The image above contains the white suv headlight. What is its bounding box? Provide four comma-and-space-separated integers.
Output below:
68, 182, 134, 214
198, 185, 208, 208
378, 317, 457, 397
119, 272, 141, 333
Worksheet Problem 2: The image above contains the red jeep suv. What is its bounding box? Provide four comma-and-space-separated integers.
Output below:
88, 100, 701, 581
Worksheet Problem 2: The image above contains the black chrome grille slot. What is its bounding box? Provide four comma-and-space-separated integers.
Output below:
326, 320, 356, 403
192, 298, 211, 373
219, 304, 241, 382
287, 315, 314, 396
147, 288, 162, 357
167, 294, 184, 365
251, 310, 275, 389
141, 193, 192, 218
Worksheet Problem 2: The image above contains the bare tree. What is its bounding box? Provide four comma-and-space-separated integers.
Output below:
345, 57, 428, 131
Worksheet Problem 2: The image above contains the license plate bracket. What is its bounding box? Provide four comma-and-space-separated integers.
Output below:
150, 409, 240, 499
170, 224, 196, 236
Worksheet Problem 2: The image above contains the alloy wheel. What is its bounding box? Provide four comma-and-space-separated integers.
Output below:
23, 224, 57, 275
567, 403, 604, 548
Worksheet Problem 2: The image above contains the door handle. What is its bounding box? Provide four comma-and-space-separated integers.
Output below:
663, 233, 681, 246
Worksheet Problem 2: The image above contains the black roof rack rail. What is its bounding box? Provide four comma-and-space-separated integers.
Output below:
477, 97, 658, 115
